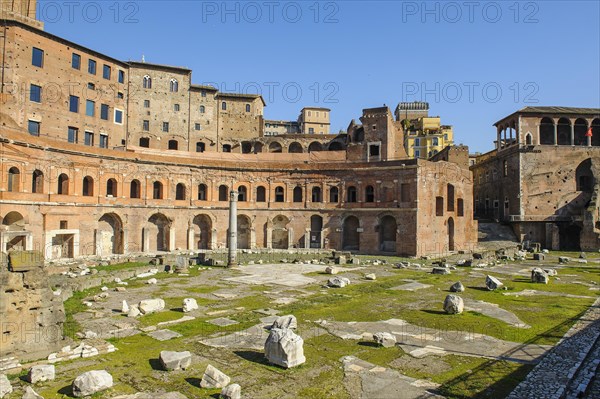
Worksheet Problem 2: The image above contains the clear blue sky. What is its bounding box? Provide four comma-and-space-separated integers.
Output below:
38, 0, 600, 153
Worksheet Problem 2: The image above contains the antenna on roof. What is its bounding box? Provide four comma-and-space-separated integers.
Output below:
141, 54, 145, 63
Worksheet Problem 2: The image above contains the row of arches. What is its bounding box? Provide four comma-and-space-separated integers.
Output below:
5, 168, 404, 205
538, 118, 600, 146
137, 138, 345, 153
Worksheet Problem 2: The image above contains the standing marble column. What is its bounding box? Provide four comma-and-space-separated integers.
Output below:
228, 190, 238, 267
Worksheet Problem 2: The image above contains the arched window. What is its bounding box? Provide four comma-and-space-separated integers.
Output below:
176, 183, 186, 200
245, 104, 251, 112
106, 178, 117, 197
153, 181, 163, 199
32, 170, 43, 193
576, 159, 593, 192
218, 185, 228, 201
143, 75, 152, 89
130, 180, 141, 198
574, 118, 588, 146
139, 137, 150, 148
198, 184, 207, 200
312, 187, 322, 202
525, 133, 532, 145
275, 186, 285, 202
308, 142, 322, 152
82, 176, 93, 196
293, 186, 303, 202
329, 186, 339, 202
539, 117, 555, 145
365, 185, 375, 202
170, 79, 178, 92
221, 102, 227, 111
200, 105, 205, 113
289, 142, 303, 153
346, 186, 357, 203
241, 141, 252, 154
238, 186, 247, 201
269, 142, 282, 153
256, 186, 266, 202
58, 173, 69, 195
7, 167, 20, 192
168, 140, 178, 150
557, 118, 571, 145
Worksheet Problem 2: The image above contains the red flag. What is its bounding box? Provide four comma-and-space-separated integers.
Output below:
586, 127, 593, 137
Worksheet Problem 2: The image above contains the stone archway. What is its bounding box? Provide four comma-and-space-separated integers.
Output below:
148, 213, 170, 252
272, 215, 290, 249
193, 214, 212, 250
379, 215, 397, 252
1, 211, 30, 252
237, 215, 251, 250
97, 213, 124, 255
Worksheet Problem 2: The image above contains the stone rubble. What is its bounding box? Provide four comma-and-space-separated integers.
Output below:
531, 268, 549, 284
200, 365, 231, 389
159, 350, 192, 371
271, 315, 298, 330
182, 298, 198, 313
22, 386, 44, 399
373, 332, 397, 348
443, 294, 464, 314
0, 374, 12, 398
486, 275, 503, 290
72, 370, 113, 397
449, 281, 465, 292
264, 328, 306, 368
327, 277, 350, 288
27, 364, 55, 383
220, 384, 242, 399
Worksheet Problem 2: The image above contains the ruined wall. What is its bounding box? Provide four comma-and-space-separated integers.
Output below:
0, 252, 66, 362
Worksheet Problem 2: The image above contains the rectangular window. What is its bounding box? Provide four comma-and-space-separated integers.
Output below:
67, 127, 78, 143
118, 70, 125, 83
99, 135, 108, 148
195, 123, 201, 131
117, 92, 124, 99
309, 127, 314, 134
84, 131, 94, 146
457, 199, 464, 217
32, 47, 44, 67
415, 150, 420, 158
436, 196, 444, 216
162, 122, 169, 132
86, 100, 95, 117
103, 64, 111, 80
30, 84, 42, 103
144, 100, 150, 108
114, 109, 123, 124
201, 90, 206, 97
143, 120, 149, 131
88, 59, 96, 74
100, 104, 109, 120
174, 104, 180, 112
72, 53, 81, 69
28, 120, 40, 136
87, 82, 95, 90
400, 183, 410, 202
69, 95, 79, 113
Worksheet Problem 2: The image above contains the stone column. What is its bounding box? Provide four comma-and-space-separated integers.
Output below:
122, 228, 129, 254
142, 227, 149, 252
553, 123, 558, 145
571, 123, 575, 146
304, 227, 311, 249
169, 228, 176, 252
228, 190, 238, 267
187, 227, 195, 250
25, 233, 33, 251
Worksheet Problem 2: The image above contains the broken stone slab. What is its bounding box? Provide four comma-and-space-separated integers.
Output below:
159, 350, 192, 371
147, 278, 157, 285
0, 374, 12, 398
559, 256, 570, 264
533, 253, 545, 261
450, 281, 465, 293
22, 386, 43, 399
544, 268, 558, 276
271, 315, 298, 330
220, 384, 241, 399
121, 300, 129, 314
200, 365, 230, 389
8, 251, 44, 272
27, 364, 55, 383
531, 268, 549, 284
128, 305, 141, 318
148, 329, 182, 341
182, 298, 198, 313
111, 392, 188, 399
373, 332, 396, 348
486, 275, 503, 290
264, 328, 306, 368
325, 266, 339, 274
72, 370, 113, 397
365, 273, 377, 281
139, 298, 165, 314
443, 295, 464, 314
207, 318, 239, 327
327, 277, 350, 288
431, 267, 450, 275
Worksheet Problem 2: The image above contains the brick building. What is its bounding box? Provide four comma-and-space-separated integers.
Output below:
471, 107, 600, 251
0, 2, 478, 259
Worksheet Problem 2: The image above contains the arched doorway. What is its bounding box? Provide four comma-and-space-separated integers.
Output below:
558, 223, 581, 251
148, 213, 170, 252
2, 211, 27, 251
574, 118, 588, 146
272, 215, 289, 249
289, 142, 303, 153
237, 215, 251, 249
308, 142, 322, 152
193, 214, 212, 250
98, 213, 124, 255
269, 142, 282, 153
310, 215, 323, 249
379, 215, 397, 252
575, 159, 594, 192
448, 217, 455, 251
342, 216, 360, 251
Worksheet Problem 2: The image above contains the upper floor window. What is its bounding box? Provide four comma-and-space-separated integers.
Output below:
222, 102, 227, 111
144, 100, 150, 108
30, 84, 42, 103
174, 104, 180, 112
99, 134, 108, 148
139, 137, 150, 148
162, 122, 169, 132
28, 120, 40, 136
143, 120, 149, 131
118, 70, 125, 83
88, 59, 96, 74
309, 128, 314, 134
100, 104, 109, 120
245, 104, 251, 112
72, 53, 81, 69
170, 79, 179, 92
200, 105, 205, 113
69, 95, 79, 113
68, 127, 78, 143
195, 123, 201, 131
86, 100, 95, 117
414, 138, 420, 146
84, 131, 94, 146
114, 109, 123, 124
433, 138, 439, 146
196, 142, 205, 152
103, 64, 111, 80
32, 48, 44, 67
143, 75, 152, 89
